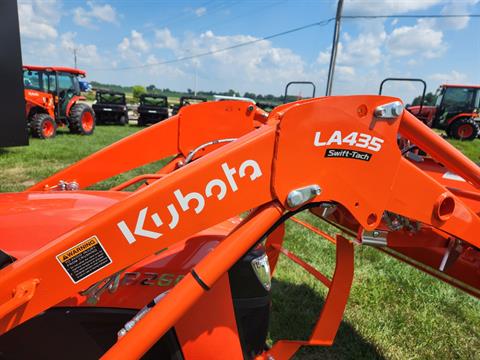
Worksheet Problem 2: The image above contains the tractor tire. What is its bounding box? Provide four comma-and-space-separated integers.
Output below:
449, 118, 479, 141
119, 114, 128, 125
31, 113, 57, 139
68, 103, 95, 135
445, 126, 452, 138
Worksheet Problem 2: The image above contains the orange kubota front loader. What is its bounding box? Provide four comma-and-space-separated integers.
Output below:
0, 96, 480, 359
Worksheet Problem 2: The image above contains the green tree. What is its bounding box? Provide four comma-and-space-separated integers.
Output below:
411, 92, 437, 106
132, 85, 146, 101
243, 92, 256, 99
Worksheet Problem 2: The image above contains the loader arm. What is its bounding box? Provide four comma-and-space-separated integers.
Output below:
27, 101, 265, 190
2, 96, 480, 359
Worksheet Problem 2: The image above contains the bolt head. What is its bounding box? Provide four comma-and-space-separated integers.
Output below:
374, 108, 386, 117
374, 101, 403, 119
67, 181, 79, 191
287, 190, 303, 207
392, 102, 404, 116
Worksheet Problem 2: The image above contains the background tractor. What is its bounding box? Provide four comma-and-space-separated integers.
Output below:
380, 78, 480, 140
409, 84, 480, 140
23, 65, 96, 139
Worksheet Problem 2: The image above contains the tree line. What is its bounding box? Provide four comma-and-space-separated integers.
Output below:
90, 81, 299, 104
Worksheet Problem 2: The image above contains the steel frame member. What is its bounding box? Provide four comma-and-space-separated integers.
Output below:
1, 96, 480, 359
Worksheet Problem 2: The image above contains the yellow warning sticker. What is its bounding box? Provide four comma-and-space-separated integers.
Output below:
56, 236, 112, 283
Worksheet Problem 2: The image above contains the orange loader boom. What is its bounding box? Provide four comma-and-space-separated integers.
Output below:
1, 96, 480, 359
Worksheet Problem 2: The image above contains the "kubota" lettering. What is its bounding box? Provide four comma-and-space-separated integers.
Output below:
117, 159, 262, 244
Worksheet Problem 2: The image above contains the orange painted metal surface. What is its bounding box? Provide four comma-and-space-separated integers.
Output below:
1, 96, 480, 359
0, 279, 39, 319
24, 89, 55, 118
262, 236, 354, 360
400, 110, 480, 188
175, 275, 244, 359
271, 243, 332, 287
101, 204, 282, 359
290, 216, 336, 244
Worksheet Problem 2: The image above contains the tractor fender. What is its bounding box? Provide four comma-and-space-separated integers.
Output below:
66, 95, 87, 116
24, 90, 55, 118
447, 113, 478, 125
26, 104, 55, 120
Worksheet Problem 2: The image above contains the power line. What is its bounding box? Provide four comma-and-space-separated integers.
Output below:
92, 13, 480, 72
343, 14, 480, 19
94, 18, 335, 71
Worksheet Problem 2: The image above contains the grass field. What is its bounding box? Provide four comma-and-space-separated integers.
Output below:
1, 125, 480, 359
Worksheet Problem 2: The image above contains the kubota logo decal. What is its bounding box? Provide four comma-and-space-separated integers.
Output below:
117, 159, 262, 244
314, 131, 384, 152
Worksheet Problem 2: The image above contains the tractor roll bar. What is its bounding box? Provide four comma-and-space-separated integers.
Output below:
379, 78, 427, 115
283, 81, 316, 103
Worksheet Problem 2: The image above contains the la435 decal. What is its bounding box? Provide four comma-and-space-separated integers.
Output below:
314, 131, 384, 152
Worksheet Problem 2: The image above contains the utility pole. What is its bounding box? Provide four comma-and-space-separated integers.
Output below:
73, 48, 78, 68
194, 65, 197, 96
325, 0, 344, 96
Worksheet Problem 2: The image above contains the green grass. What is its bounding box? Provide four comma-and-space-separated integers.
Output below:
1, 127, 480, 359
449, 139, 480, 162
0, 125, 166, 192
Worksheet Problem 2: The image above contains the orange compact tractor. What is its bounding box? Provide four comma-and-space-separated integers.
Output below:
23, 65, 96, 139
380, 78, 480, 140
409, 84, 480, 140
1, 96, 480, 359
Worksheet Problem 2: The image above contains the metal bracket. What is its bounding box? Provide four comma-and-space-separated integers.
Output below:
286, 184, 321, 208
81, 271, 122, 305
374, 101, 404, 119
439, 238, 463, 272
361, 229, 388, 247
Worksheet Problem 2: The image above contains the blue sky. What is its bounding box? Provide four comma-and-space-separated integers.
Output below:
18, 0, 480, 101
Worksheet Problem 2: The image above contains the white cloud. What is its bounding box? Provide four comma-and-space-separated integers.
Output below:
317, 30, 385, 67
155, 28, 179, 50
194, 7, 207, 17
73, 1, 118, 28
336, 65, 356, 79
429, 70, 467, 83
60, 32, 102, 67
117, 38, 130, 55
131, 30, 149, 52
18, 0, 60, 40
119, 30, 149, 53
145, 54, 185, 77
440, 0, 480, 30
117, 30, 150, 63
73, 8, 92, 28
316, 49, 331, 64
342, 31, 386, 65
386, 19, 445, 58
181, 30, 307, 88
109, 28, 310, 93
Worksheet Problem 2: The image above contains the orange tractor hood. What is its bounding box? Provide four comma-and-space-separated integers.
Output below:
0, 191, 129, 260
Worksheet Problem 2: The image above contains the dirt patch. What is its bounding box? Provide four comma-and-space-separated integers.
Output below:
21, 180, 36, 187
1, 167, 28, 178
